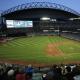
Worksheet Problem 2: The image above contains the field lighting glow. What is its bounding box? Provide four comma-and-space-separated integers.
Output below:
41, 17, 50, 20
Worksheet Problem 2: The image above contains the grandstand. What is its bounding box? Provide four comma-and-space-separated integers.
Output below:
0, 2, 80, 37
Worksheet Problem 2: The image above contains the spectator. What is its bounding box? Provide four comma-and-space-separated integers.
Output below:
46, 71, 54, 80
65, 66, 74, 80
25, 64, 33, 80
7, 68, 15, 80
42, 73, 47, 80
16, 68, 26, 80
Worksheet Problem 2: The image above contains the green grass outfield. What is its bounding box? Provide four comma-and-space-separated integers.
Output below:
0, 36, 80, 64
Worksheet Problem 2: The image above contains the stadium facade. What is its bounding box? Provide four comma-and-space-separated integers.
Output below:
0, 2, 80, 36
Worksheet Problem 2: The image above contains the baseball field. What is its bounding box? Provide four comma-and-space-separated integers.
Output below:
0, 36, 80, 65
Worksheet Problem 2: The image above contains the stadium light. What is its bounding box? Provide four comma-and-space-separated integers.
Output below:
50, 19, 56, 22
40, 17, 50, 20
69, 17, 80, 20
77, 29, 80, 30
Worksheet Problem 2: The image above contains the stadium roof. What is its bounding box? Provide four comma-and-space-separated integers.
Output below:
1, 2, 80, 16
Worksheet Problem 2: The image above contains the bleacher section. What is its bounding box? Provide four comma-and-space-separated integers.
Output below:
61, 33, 80, 41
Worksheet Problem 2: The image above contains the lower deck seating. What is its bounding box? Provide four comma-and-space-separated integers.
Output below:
0, 63, 80, 80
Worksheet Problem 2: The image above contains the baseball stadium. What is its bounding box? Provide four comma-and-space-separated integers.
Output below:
0, 2, 80, 66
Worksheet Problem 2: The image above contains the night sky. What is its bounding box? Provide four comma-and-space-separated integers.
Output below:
0, 0, 80, 13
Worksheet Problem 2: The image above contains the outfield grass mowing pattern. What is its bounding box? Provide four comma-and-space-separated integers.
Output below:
0, 36, 80, 63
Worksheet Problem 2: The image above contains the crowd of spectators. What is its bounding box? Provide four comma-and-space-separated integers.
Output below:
0, 63, 80, 80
